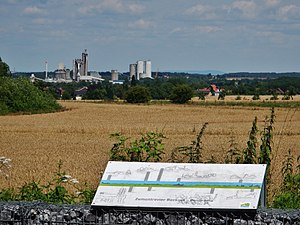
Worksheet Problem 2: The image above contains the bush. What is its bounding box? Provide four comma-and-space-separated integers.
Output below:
170, 84, 193, 104
110, 132, 166, 162
235, 95, 242, 100
125, 86, 151, 103
273, 150, 300, 208
252, 94, 260, 100
0, 77, 61, 114
83, 88, 106, 100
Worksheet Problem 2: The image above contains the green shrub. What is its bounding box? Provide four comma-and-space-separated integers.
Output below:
235, 95, 242, 100
0, 188, 15, 201
170, 84, 193, 104
110, 132, 166, 162
125, 86, 151, 103
273, 150, 300, 208
0, 77, 62, 115
252, 94, 260, 100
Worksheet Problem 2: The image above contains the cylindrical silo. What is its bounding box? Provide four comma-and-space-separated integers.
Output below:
111, 70, 118, 81
137, 60, 144, 80
145, 60, 151, 78
129, 64, 137, 80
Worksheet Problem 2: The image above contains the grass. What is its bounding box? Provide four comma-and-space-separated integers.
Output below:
0, 98, 299, 202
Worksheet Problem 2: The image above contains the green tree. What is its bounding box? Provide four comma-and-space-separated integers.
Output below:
61, 90, 72, 100
170, 84, 193, 104
83, 88, 106, 100
125, 86, 151, 103
0, 57, 11, 77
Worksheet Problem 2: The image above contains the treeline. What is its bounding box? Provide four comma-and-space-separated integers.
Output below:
35, 74, 300, 102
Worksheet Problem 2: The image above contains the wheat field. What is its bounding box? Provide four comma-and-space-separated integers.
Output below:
0, 100, 299, 199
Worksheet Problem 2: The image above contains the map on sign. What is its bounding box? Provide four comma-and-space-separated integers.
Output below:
92, 161, 266, 210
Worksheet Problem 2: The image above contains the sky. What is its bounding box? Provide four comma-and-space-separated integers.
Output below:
1, 0, 300, 73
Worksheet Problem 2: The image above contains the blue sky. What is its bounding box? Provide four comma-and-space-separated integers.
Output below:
1, 0, 300, 73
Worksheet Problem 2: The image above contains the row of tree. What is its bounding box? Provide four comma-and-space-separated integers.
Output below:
38, 75, 299, 104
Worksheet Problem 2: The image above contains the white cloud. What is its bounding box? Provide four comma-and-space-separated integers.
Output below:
128, 4, 145, 14
278, 4, 300, 21
231, 1, 257, 19
185, 4, 216, 19
264, 0, 280, 7
101, 0, 123, 12
170, 27, 184, 34
128, 19, 153, 29
78, 0, 144, 15
195, 25, 222, 33
23, 6, 45, 15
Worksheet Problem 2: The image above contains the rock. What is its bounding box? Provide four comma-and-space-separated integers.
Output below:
84, 212, 96, 222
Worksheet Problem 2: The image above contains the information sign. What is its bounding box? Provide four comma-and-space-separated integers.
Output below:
92, 161, 266, 210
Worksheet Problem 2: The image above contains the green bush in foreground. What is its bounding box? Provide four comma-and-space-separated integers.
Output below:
273, 150, 300, 208
110, 132, 166, 162
0, 77, 61, 115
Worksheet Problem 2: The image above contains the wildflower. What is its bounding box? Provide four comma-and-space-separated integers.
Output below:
61, 174, 72, 180
70, 178, 79, 184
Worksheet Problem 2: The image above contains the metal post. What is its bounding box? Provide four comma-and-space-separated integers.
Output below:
260, 176, 266, 208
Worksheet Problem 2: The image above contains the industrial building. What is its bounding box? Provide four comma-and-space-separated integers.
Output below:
129, 60, 152, 80
73, 49, 88, 82
54, 63, 71, 81
109, 70, 125, 84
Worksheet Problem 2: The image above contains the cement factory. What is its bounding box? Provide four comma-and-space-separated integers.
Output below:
30, 50, 152, 83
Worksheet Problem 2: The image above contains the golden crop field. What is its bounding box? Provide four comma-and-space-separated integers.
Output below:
0, 100, 299, 200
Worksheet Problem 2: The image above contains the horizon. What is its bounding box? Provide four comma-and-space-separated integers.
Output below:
12, 69, 300, 76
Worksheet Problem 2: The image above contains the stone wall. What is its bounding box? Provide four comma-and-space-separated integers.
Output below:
0, 202, 299, 225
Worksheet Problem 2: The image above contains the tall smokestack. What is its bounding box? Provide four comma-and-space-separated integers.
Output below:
45, 61, 48, 79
